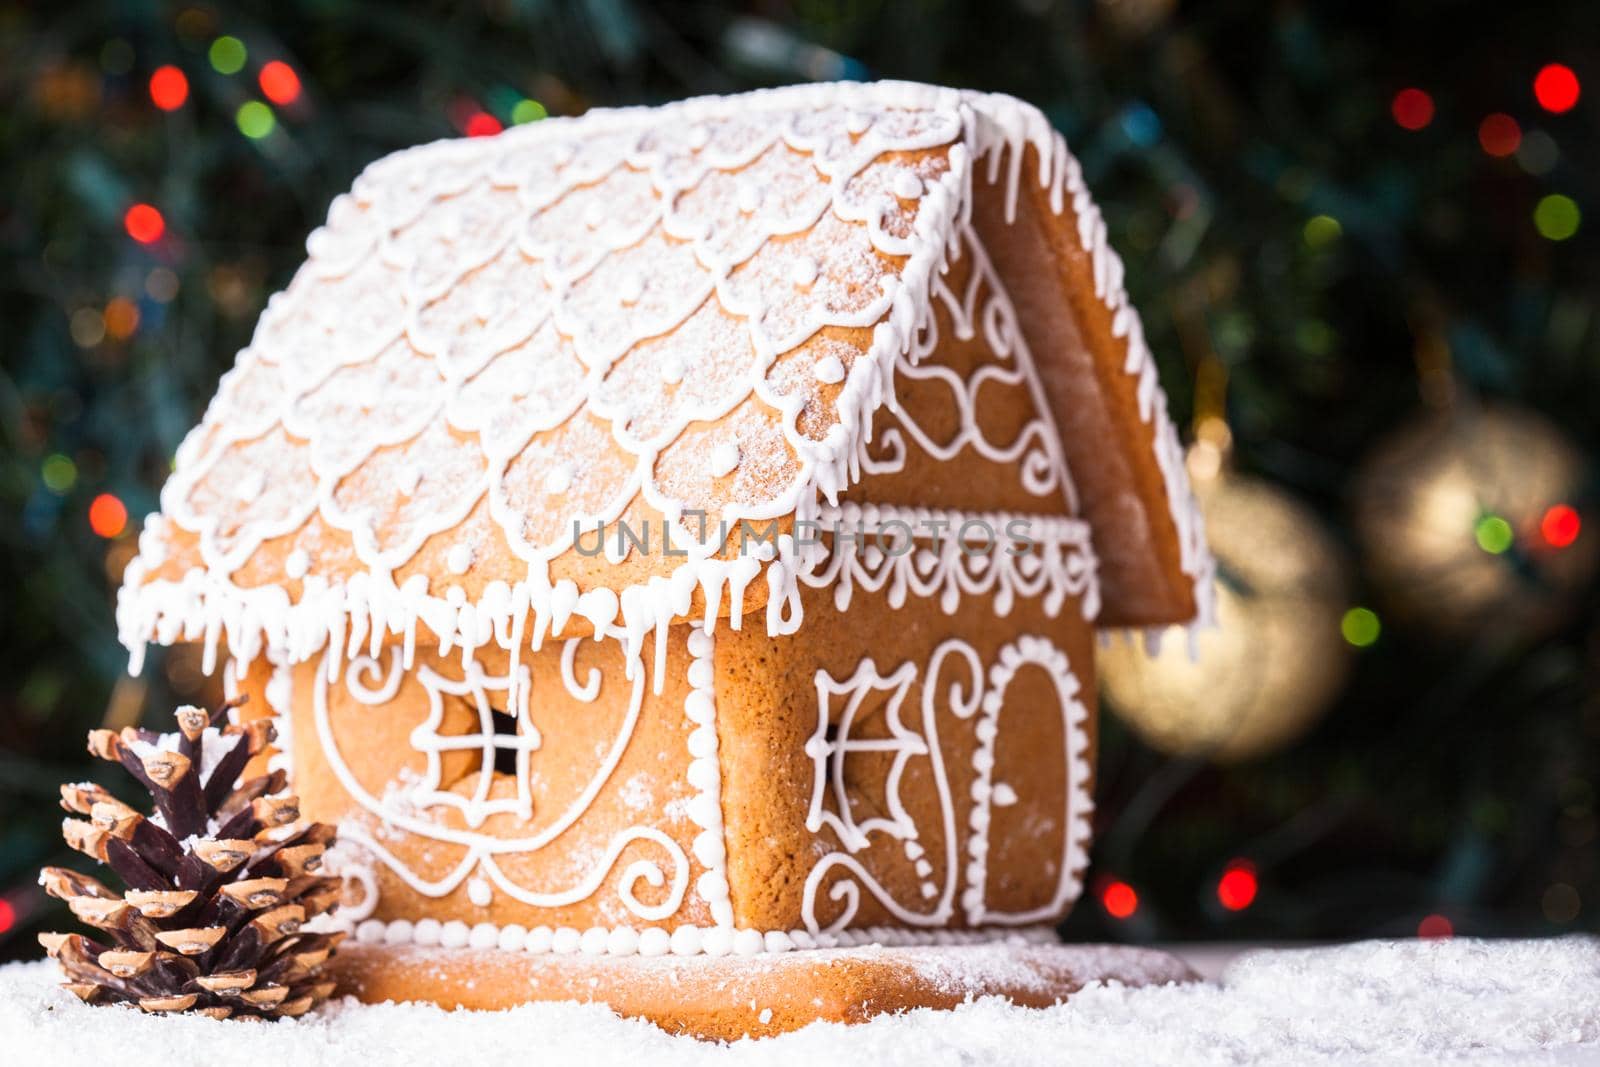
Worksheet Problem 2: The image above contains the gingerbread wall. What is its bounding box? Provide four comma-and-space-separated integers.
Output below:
254, 629, 731, 937
715, 530, 1098, 935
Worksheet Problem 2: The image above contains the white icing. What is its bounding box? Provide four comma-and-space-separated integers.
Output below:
800, 635, 1091, 934
799, 503, 1098, 620
891, 170, 924, 199
263, 658, 295, 776
395, 463, 422, 496
285, 548, 311, 579
318, 639, 690, 923
860, 223, 1075, 506
617, 272, 645, 307
684, 628, 734, 929
323, 915, 1054, 956
708, 442, 740, 477
960, 636, 1092, 926
446, 542, 474, 574
814, 354, 846, 384
788, 255, 819, 288
543, 463, 573, 494
799, 641, 975, 934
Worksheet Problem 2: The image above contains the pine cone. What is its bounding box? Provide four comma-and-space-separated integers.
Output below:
38, 698, 343, 1019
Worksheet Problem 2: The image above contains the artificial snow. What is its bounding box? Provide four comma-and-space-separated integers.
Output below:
5, 938, 1598, 1065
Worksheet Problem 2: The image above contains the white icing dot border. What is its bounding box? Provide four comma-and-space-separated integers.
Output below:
343, 916, 1057, 957
960, 635, 1092, 927
683, 628, 734, 929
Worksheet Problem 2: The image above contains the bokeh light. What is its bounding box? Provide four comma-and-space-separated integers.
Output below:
1418, 914, 1454, 939
512, 98, 547, 124
1516, 130, 1559, 175
88, 493, 128, 538
69, 307, 104, 348
1541, 504, 1580, 548
1534, 63, 1580, 114
1477, 113, 1520, 157
258, 60, 301, 105
1534, 194, 1580, 241
1101, 880, 1139, 919
148, 65, 188, 111
1474, 514, 1514, 554
1391, 88, 1434, 130
123, 203, 164, 244
1217, 862, 1258, 911
465, 111, 503, 137
1304, 214, 1342, 248
1541, 883, 1581, 924
236, 100, 276, 139
41, 454, 77, 494
103, 296, 139, 340
209, 35, 247, 75
1341, 607, 1381, 647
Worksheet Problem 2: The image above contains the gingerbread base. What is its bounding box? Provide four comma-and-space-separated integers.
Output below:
326, 939, 1196, 1040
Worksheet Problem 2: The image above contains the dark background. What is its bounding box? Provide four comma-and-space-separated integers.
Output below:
2, 0, 1596, 960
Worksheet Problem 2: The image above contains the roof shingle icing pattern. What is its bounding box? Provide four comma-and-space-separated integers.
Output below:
120, 81, 1207, 681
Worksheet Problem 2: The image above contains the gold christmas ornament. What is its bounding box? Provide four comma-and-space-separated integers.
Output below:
1352, 405, 1594, 638
1100, 463, 1351, 762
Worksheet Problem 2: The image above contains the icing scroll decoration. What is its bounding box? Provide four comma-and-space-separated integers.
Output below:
801, 635, 1091, 934
805, 659, 926, 851
962, 635, 1092, 926
409, 660, 538, 828
313, 638, 688, 923
860, 222, 1076, 509
799, 502, 1100, 621
800, 640, 980, 933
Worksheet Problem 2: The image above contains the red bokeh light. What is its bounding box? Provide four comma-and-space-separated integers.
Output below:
1534, 64, 1581, 114
1541, 504, 1581, 548
465, 112, 503, 138
1101, 880, 1139, 919
1477, 113, 1521, 157
258, 61, 302, 106
1418, 914, 1454, 940
123, 203, 165, 244
89, 493, 128, 539
1217, 862, 1259, 912
1391, 88, 1435, 131
0, 897, 14, 935
149, 65, 189, 111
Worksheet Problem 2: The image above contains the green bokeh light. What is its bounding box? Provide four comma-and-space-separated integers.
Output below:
1534, 194, 1580, 241
512, 98, 548, 124
1303, 214, 1342, 248
1341, 607, 1381, 648
1474, 514, 1515, 554
209, 35, 247, 75
236, 101, 276, 139
41, 454, 77, 494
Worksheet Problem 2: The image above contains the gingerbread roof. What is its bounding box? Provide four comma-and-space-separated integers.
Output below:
118, 81, 1211, 675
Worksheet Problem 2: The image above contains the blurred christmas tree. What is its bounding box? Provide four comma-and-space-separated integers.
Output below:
0, 0, 1595, 957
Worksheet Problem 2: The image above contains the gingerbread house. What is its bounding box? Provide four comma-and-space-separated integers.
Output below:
115, 81, 1211, 1005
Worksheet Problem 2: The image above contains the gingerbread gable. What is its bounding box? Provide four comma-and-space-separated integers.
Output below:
118, 81, 1211, 680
